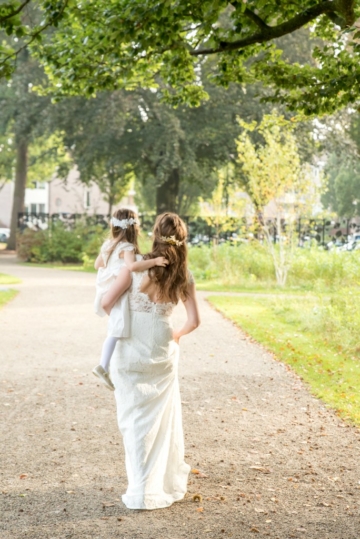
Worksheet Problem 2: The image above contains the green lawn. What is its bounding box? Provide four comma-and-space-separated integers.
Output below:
20, 262, 96, 273
0, 289, 18, 308
195, 281, 310, 294
0, 273, 22, 285
208, 294, 360, 426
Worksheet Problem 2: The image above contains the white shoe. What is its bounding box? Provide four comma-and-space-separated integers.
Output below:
92, 365, 115, 391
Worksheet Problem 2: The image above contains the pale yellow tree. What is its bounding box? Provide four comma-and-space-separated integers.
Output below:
236, 113, 315, 286
200, 166, 247, 245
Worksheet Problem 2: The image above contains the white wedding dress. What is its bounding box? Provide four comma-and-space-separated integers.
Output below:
110, 271, 190, 510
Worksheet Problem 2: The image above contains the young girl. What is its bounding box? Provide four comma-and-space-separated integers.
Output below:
93, 208, 168, 390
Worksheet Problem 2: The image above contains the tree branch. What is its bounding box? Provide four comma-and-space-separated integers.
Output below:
230, 2, 269, 31
243, 8, 270, 31
326, 10, 347, 27
0, 0, 69, 69
190, 1, 344, 56
0, 0, 32, 23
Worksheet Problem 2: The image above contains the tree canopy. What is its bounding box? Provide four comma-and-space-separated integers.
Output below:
0, 0, 355, 115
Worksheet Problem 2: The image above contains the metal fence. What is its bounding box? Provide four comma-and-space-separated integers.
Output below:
17, 212, 360, 247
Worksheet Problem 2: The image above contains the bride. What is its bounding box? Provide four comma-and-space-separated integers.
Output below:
101, 212, 201, 510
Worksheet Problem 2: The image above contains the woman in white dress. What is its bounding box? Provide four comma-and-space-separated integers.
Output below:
101, 212, 201, 510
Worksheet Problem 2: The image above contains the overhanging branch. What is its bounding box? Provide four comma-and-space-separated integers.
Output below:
0, 0, 32, 23
190, 0, 347, 56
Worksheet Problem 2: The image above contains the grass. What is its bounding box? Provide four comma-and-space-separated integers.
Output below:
0, 289, 18, 308
19, 262, 96, 273
195, 281, 311, 294
208, 294, 360, 426
0, 273, 22, 285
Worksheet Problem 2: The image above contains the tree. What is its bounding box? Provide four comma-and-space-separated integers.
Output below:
130, 82, 247, 214
0, 50, 71, 249
0, 50, 54, 249
0, 133, 15, 191
54, 92, 136, 215
26, 0, 360, 115
235, 113, 315, 286
322, 153, 360, 216
0, 0, 68, 79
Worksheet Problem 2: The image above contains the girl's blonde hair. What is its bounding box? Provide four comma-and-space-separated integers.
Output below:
144, 212, 189, 304
105, 208, 140, 264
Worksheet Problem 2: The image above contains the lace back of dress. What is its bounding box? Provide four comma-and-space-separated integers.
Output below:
129, 272, 174, 317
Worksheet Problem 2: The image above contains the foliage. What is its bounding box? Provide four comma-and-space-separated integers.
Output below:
189, 243, 360, 290
0, 0, 68, 79
236, 113, 302, 211
0, 132, 14, 190
17, 222, 106, 263
208, 292, 360, 424
21, 0, 359, 115
235, 112, 315, 286
322, 153, 360, 216
0, 50, 60, 249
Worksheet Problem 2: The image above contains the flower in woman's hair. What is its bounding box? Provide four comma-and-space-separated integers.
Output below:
161, 235, 184, 247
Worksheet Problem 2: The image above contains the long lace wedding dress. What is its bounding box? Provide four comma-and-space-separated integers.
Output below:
110, 270, 191, 510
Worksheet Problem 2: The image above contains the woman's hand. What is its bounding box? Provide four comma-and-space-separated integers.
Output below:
154, 256, 169, 267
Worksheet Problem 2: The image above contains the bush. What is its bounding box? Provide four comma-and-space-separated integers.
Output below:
17, 222, 106, 264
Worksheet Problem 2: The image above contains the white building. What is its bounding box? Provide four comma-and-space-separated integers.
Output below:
0, 168, 136, 228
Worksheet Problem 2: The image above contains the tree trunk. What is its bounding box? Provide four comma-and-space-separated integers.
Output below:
7, 140, 28, 250
156, 168, 180, 215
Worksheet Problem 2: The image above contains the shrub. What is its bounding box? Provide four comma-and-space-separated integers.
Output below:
17, 222, 106, 264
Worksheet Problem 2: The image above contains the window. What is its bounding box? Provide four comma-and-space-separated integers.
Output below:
39, 204, 45, 213
30, 203, 37, 214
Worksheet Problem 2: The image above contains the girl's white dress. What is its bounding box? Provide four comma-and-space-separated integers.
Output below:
110, 270, 191, 510
94, 240, 135, 338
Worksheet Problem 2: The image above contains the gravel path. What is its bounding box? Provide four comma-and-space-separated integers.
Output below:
1, 255, 360, 539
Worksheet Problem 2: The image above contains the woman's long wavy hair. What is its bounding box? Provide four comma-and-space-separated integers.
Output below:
145, 212, 189, 304
105, 208, 140, 265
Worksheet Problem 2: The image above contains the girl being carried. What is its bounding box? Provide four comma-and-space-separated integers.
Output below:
93, 208, 168, 390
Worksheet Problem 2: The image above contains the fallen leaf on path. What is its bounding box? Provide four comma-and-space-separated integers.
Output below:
250, 466, 271, 474
192, 494, 203, 503
250, 527, 260, 533
19, 474, 28, 479
102, 502, 115, 508
196, 507, 204, 512
254, 508, 265, 513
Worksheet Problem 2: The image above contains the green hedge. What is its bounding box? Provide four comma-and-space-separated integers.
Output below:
17, 222, 107, 264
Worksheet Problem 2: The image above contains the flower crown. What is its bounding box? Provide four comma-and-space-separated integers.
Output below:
160, 235, 184, 247
111, 216, 139, 229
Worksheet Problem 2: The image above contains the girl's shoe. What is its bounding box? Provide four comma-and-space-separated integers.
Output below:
92, 365, 115, 391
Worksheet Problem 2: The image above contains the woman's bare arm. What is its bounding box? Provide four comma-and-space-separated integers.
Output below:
100, 267, 132, 315
173, 282, 201, 343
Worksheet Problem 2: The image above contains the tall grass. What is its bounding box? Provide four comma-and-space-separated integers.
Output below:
188, 243, 360, 290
